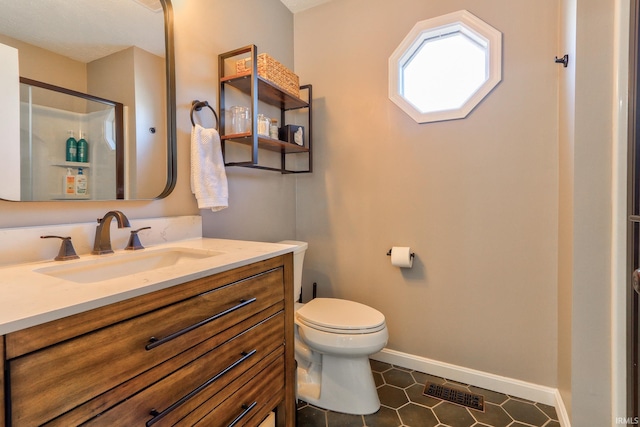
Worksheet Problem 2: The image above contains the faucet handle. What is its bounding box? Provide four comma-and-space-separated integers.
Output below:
125, 227, 151, 251
41, 235, 80, 261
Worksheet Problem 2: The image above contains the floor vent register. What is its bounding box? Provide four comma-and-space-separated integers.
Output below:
423, 382, 484, 411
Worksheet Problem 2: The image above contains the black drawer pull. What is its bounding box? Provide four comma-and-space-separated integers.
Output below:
146, 349, 257, 426
145, 298, 257, 350
228, 402, 258, 427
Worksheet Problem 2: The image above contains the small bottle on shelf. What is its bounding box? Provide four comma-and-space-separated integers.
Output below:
77, 132, 89, 163
75, 168, 88, 196
65, 131, 77, 162
269, 119, 279, 139
63, 168, 75, 195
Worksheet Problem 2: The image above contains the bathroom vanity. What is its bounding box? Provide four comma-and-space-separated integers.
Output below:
0, 239, 295, 427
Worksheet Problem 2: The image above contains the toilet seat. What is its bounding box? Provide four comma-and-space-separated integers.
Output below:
296, 298, 386, 334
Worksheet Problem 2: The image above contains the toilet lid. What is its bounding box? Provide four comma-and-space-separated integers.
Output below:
296, 298, 386, 333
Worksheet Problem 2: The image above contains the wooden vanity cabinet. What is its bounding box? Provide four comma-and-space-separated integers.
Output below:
1, 338, 5, 427
2, 254, 295, 427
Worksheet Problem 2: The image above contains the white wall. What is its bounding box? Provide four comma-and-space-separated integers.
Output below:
567, 0, 615, 424
557, 0, 576, 418
19, 105, 116, 201
293, 0, 560, 388
558, 1, 619, 424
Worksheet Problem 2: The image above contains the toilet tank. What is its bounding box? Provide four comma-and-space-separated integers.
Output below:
278, 240, 308, 302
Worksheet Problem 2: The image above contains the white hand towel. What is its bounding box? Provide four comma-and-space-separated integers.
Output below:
190, 124, 228, 211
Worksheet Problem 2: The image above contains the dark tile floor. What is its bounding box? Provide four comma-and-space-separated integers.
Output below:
296, 360, 560, 427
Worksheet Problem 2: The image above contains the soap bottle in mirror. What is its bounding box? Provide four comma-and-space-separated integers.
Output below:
75, 168, 88, 196
64, 168, 75, 195
65, 131, 77, 162
77, 132, 88, 163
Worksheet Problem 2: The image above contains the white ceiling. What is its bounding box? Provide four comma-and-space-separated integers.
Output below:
279, 0, 333, 13
0, 0, 329, 64
0, 0, 164, 63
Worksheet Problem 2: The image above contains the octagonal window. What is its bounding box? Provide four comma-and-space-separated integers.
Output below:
389, 10, 502, 123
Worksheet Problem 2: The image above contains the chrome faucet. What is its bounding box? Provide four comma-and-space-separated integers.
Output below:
92, 211, 131, 255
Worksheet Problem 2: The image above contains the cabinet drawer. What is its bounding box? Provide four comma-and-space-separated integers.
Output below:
193, 353, 285, 427
84, 313, 284, 426
8, 268, 284, 426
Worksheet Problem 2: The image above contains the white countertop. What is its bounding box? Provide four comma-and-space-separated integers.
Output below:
0, 238, 295, 335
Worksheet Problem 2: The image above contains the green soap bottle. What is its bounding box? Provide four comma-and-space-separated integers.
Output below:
77, 132, 88, 163
65, 130, 77, 162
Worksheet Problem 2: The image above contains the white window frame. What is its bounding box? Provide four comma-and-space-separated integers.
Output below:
388, 10, 502, 124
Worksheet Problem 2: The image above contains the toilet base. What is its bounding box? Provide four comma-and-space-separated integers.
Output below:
297, 354, 380, 415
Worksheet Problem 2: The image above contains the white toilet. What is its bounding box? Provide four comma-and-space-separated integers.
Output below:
280, 241, 389, 415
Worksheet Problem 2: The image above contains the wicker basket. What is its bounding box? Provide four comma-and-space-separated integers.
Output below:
236, 53, 300, 98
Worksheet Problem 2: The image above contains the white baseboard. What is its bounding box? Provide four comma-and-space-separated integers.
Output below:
371, 348, 571, 427
553, 388, 571, 427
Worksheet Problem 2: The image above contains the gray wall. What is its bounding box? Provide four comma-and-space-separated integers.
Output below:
188, 0, 298, 242
293, 0, 559, 387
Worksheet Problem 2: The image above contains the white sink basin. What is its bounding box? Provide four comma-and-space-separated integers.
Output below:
35, 248, 224, 284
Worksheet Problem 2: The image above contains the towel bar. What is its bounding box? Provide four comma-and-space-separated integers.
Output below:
190, 100, 219, 130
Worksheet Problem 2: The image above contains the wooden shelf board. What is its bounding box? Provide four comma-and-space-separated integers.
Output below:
222, 135, 309, 154
221, 73, 309, 110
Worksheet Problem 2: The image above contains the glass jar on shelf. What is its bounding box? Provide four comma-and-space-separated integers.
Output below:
257, 114, 271, 136
228, 106, 250, 134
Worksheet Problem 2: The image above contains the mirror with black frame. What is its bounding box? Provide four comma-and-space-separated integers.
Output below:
0, 0, 176, 201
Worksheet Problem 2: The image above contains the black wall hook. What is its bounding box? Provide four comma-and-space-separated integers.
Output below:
555, 54, 569, 68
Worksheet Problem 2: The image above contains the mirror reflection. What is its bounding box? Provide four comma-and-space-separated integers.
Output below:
0, 0, 175, 201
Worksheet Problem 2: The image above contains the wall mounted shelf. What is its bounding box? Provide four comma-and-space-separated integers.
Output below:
52, 162, 92, 168
220, 74, 309, 110
218, 45, 312, 173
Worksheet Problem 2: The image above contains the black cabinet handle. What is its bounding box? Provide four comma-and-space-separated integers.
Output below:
228, 402, 258, 427
146, 349, 257, 426
145, 298, 257, 350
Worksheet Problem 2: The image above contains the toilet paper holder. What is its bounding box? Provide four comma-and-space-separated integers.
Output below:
386, 249, 415, 258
